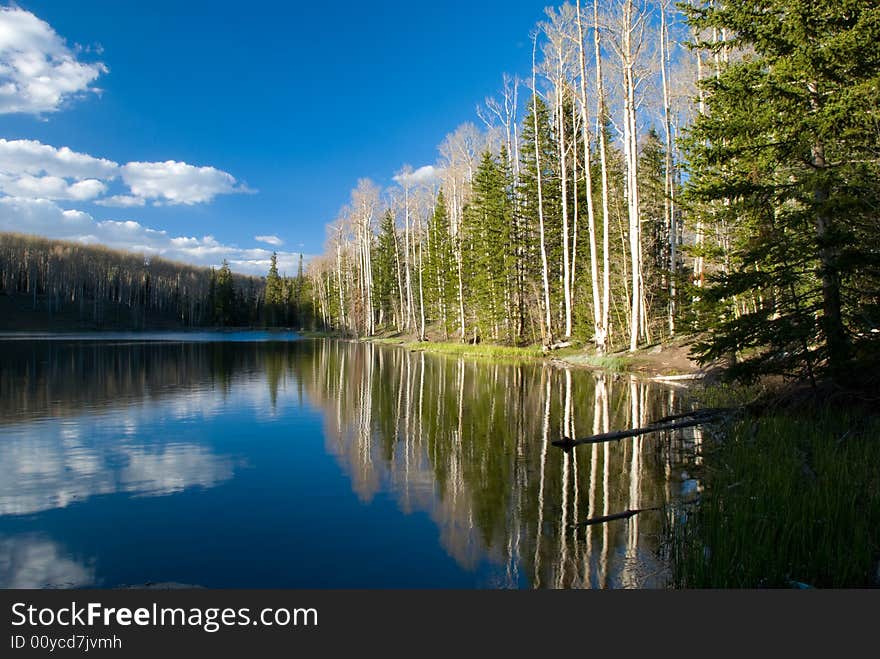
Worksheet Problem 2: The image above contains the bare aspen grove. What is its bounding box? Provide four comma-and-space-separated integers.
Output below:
0, 233, 313, 330
311, 1, 700, 353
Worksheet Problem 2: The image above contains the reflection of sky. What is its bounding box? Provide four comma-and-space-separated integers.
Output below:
0, 339, 697, 589
0, 534, 94, 588
0, 380, 284, 516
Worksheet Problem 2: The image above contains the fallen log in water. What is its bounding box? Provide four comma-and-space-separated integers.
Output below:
552, 408, 729, 449
652, 407, 731, 424
570, 506, 662, 528
570, 499, 702, 529
651, 373, 704, 382
542, 341, 573, 352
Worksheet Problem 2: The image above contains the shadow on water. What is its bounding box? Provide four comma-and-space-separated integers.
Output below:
0, 336, 702, 588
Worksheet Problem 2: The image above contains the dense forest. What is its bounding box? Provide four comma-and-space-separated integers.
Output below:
0, 233, 314, 330
309, 0, 880, 383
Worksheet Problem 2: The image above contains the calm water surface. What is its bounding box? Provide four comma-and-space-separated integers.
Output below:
0, 334, 701, 588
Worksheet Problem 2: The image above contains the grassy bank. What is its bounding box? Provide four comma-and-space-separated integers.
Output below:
359, 333, 703, 374
668, 394, 880, 588
361, 337, 545, 360
407, 341, 546, 359
556, 352, 637, 372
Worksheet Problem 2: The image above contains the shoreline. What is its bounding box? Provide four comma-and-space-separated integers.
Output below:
356, 333, 707, 380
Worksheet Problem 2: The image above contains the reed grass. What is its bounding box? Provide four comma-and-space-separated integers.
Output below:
405, 341, 545, 360
668, 408, 880, 588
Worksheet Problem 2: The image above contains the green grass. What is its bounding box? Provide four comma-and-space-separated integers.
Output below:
578, 354, 632, 372
689, 382, 767, 408
361, 336, 408, 346
404, 341, 545, 360
668, 407, 880, 588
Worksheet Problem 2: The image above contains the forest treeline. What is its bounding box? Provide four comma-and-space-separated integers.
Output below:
309, 0, 880, 383
0, 233, 314, 330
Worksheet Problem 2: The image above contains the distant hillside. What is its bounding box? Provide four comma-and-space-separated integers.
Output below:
0, 232, 313, 331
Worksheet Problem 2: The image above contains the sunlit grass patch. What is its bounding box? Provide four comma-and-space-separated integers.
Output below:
405, 341, 545, 360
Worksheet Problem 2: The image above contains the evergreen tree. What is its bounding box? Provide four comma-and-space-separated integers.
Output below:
264, 252, 283, 326
294, 253, 305, 328
372, 209, 399, 328
463, 150, 515, 342
214, 260, 234, 326
424, 191, 456, 338
638, 128, 670, 337
684, 0, 880, 382
518, 97, 561, 341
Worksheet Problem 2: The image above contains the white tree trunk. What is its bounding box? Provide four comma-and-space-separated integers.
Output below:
594, 0, 612, 351
577, 0, 604, 352
621, 0, 642, 353
403, 184, 415, 330
532, 36, 554, 344
660, 1, 676, 337
556, 74, 573, 339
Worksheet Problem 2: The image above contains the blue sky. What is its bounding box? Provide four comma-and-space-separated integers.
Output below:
0, 1, 550, 274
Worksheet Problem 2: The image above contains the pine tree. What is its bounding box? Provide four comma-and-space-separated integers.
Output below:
684, 0, 880, 382
518, 97, 561, 342
372, 209, 399, 329
214, 260, 234, 326
294, 253, 305, 328
638, 128, 669, 339
424, 191, 456, 338
265, 251, 283, 326
462, 150, 515, 342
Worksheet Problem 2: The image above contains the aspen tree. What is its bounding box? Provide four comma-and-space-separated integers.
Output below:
531, 34, 554, 344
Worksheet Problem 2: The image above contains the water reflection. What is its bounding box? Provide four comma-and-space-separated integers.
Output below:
0, 535, 94, 588
0, 337, 700, 588
298, 340, 699, 588
0, 420, 236, 516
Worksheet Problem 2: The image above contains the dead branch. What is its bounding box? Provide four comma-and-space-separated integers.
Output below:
552, 408, 728, 449
570, 506, 661, 528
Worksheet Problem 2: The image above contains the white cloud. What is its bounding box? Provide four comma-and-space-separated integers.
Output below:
0, 196, 305, 275
393, 165, 442, 187
94, 194, 145, 207
0, 196, 93, 235
121, 160, 249, 205
0, 138, 115, 201
0, 7, 108, 115
0, 173, 106, 201
255, 234, 283, 246
0, 535, 94, 588
0, 138, 119, 179
0, 139, 249, 206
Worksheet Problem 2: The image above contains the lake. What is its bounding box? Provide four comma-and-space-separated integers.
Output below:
0, 334, 701, 589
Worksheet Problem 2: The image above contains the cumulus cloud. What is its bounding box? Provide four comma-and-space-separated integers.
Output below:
0, 535, 94, 588
0, 7, 108, 115
121, 160, 250, 205
255, 234, 283, 246
0, 196, 93, 235
0, 11, 267, 271
393, 165, 442, 187
0, 138, 114, 201
0, 138, 119, 179
0, 139, 249, 206
94, 194, 145, 207
0, 196, 305, 275
0, 173, 106, 201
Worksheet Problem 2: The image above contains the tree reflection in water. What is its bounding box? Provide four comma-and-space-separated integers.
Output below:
300, 340, 700, 589
0, 337, 701, 588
